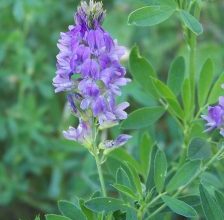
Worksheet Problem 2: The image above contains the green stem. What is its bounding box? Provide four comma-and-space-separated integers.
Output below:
189, 0, 201, 114
145, 144, 224, 219
180, 1, 202, 165
144, 192, 167, 212
194, 104, 209, 120
140, 192, 167, 218
137, 210, 143, 220
178, 122, 191, 167
95, 154, 107, 197
159, 99, 184, 130
189, 34, 196, 108
145, 204, 166, 220
91, 117, 106, 197
178, 142, 188, 166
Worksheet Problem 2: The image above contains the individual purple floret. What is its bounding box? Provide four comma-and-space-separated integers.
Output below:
202, 96, 224, 136
53, 0, 131, 148
100, 134, 132, 149
63, 120, 91, 144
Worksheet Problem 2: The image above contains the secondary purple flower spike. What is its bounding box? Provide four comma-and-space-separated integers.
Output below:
53, 0, 131, 148
202, 96, 224, 136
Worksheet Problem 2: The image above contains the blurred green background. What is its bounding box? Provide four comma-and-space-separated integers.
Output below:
0, 0, 223, 219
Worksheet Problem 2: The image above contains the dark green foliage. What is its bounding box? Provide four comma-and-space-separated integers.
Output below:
188, 138, 212, 160
199, 184, 223, 220
121, 106, 165, 129
167, 56, 185, 96
162, 195, 197, 217
85, 197, 126, 213
166, 161, 201, 192
58, 200, 86, 220
154, 149, 167, 192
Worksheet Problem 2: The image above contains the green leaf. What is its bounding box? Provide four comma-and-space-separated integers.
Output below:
152, 78, 175, 99
128, 6, 175, 27
124, 161, 143, 197
58, 200, 86, 220
156, 0, 177, 7
154, 149, 167, 193
121, 106, 165, 130
152, 78, 184, 119
215, 190, 224, 215
198, 59, 214, 107
188, 138, 211, 160
188, 120, 207, 140
79, 199, 96, 220
178, 195, 201, 207
145, 144, 158, 190
152, 195, 200, 209
162, 195, 197, 218
115, 167, 136, 202
201, 172, 223, 189
181, 78, 192, 119
45, 214, 71, 220
112, 184, 138, 200
112, 210, 126, 220
199, 184, 223, 220
166, 160, 201, 192
129, 46, 158, 97
179, 10, 203, 35
116, 167, 132, 188
110, 148, 141, 174
140, 133, 154, 180
208, 72, 224, 105
166, 98, 184, 119
85, 197, 125, 213
167, 56, 185, 95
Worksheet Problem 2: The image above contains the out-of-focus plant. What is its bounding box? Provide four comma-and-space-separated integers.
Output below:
0, 0, 95, 219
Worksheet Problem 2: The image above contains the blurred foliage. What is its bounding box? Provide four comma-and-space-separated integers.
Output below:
0, 0, 224, 219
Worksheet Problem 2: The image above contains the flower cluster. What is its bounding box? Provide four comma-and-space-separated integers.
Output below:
202, 96, 224, 136
53, 0, 131, 149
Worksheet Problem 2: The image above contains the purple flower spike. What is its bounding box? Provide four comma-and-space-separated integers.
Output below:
202, 96, 224, 136
53, 0, 131, 147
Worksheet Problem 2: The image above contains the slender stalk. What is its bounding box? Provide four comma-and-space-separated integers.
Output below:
91, 117, 106, 197
178, 142, 188, 166
144, 192, 167, 212
178, 121, 191, 167
137, 208, 143, 220
194, 104, 209, 120
159, 99, 184, 130
95, 153, 107, 197
140, 192, 167, 219
188, 0, 201, 113
189, 34, 196, 110
145, 204, 166, 220
95, 153, 107, 220
179, 1, 202, 164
